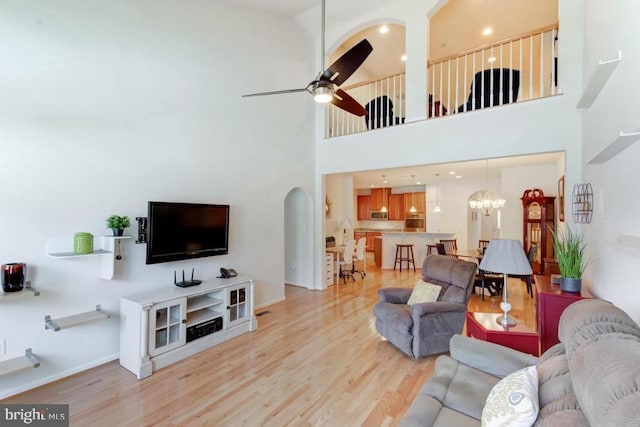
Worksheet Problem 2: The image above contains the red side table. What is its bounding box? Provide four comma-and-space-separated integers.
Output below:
466, 312, 540, 356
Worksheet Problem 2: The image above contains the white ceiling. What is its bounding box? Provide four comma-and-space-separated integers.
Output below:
215, 0, 389, 19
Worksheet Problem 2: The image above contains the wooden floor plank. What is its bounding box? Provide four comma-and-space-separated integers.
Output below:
2, 253, 536, 426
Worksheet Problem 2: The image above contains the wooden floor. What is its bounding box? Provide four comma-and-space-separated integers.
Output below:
3, 253, 536, 426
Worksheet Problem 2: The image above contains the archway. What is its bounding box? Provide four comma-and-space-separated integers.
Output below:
284, 187, 314, 289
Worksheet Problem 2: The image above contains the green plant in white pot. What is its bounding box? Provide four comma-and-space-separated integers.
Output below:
551, 226, 587, 292
106, 215, 130, 236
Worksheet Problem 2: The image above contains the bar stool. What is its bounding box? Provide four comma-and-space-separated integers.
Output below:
426, 244, 439, 255
394, 244, 415, 272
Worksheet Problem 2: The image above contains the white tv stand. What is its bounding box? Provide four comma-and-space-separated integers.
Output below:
119, 276, 257, 379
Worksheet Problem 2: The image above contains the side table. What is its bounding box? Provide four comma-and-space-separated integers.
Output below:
535, 275, 592, 353
466, 312, 540, 356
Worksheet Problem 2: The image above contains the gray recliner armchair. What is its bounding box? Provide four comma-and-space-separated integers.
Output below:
373, 255, 477, 358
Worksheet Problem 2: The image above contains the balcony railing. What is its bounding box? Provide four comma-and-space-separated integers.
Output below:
325, 24, 559, 139
325, 72, 406, 138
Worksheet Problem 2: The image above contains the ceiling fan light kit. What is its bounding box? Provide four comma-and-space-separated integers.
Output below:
313, 85, 334, 103
241, 0, 372, 117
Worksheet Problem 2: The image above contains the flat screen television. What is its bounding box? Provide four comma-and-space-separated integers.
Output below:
146, 201, 229, 265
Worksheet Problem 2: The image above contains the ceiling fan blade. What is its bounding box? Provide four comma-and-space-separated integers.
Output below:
242, 88, 308, 97
331, 89, 367, 117
320, 39, 373, 87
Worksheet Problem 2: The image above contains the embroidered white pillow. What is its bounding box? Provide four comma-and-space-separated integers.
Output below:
407, 280, 442, 305
481, 365, 539, 427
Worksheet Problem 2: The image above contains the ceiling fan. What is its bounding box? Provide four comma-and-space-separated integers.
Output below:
242, 0, 373, 117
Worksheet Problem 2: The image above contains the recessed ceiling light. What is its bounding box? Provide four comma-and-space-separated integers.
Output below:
401, 54, 407, 62
379, 25, 389, 34
448, 171, 456, 175
416, 181, 421, 185
488, 56, 496, 63
456, 175, 462, 179
482, 27, 493, 36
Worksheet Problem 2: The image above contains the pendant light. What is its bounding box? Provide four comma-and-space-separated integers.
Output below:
468, 159, 505, 216
433, 173, 441, 213
409, 175, 417, 214
380, 175, 388, 212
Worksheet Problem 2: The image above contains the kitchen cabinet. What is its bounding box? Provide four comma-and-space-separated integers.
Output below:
404, 192, 426, 213
374, 237, 382, 266
366, 232, 381, 252
357, 195, 371, 220
388, 194, 405, 220
354, 231, 367, 244
370, 188, 390, 211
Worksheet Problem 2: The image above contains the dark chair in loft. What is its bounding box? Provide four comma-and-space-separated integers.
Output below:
457, 68, 521, 113
365, 95, 394, 129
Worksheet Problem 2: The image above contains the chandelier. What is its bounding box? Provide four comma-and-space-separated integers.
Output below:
468, 160, 505, 216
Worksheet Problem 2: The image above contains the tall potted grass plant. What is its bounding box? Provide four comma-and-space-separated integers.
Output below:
551, 226, 587, 292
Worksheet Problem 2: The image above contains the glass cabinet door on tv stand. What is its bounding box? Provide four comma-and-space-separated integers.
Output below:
226, 284, 248, 328
521, 188, 556, 275
148, 299, 186, 357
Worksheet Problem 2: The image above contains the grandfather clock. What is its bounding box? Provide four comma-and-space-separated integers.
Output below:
521, 189, 556, 274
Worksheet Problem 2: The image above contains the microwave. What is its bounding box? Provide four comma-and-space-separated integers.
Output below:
371, 211, 388, 220
405, 217, 425, 229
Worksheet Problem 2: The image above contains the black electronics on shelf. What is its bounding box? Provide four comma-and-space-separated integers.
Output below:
135, 217, 147, 244
174, 269, 202, 288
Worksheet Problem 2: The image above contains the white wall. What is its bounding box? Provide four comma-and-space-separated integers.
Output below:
0, 1, 314, 397
284, 189, 314, 287
582, 0, 640, 322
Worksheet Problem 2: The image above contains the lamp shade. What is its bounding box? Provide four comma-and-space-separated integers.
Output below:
340, 218, 354, 230
479, 239, 532, 275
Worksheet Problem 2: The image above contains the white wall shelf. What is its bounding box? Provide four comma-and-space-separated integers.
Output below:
0, 281, 39, 300
588, 130, 640, 164
576, 51, 622, 108
0, 348, 40, 377
45, 305, 110, 332
47, 235, 132, 280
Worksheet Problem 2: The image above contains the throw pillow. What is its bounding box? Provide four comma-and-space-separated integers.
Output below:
407, 279, 442, 305
481, 365, 539, 427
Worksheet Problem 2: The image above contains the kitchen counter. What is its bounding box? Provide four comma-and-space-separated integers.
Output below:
381, 231, 456, 269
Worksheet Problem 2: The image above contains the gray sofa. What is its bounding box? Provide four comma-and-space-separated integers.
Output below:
374, 255, 477, 358
400, 298, 640, 426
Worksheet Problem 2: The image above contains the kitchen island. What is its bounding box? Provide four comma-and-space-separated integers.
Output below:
380, 232, 456, 269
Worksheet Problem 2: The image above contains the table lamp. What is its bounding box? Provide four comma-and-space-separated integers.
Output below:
479, 239, 532, 326
340, 218, 353, 245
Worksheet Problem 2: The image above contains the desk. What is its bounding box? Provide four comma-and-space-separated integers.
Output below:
325, 246, 345, 286
466, 312, 539, 356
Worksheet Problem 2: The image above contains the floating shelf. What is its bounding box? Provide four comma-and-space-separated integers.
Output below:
0, 348, 40, 377
588, 130, 640, 164
48, 249, 111, 258
0, 281, 39, 300
577, 51, 621, 108
47, 235, 132, 280
45, 305, 110, 332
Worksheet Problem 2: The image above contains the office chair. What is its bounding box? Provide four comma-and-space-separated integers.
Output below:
352, 237, 367, 278
339, 240, 356, 284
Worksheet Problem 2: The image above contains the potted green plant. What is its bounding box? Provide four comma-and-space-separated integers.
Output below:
106, 215, 130, 236
550, 226, 587, 292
